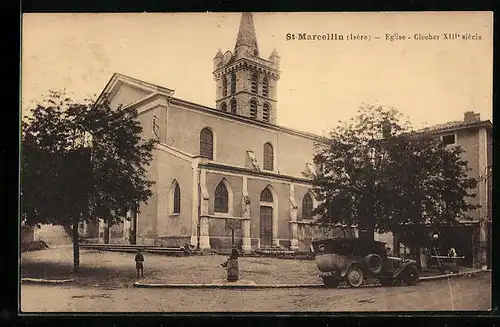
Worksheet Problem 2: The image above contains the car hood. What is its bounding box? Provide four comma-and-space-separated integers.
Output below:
388, 256, 417, 264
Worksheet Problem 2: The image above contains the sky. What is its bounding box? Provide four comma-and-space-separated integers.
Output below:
21, 12, 493, 136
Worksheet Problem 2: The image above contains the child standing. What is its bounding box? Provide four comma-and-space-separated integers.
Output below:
448, 247, 458, 274
135, 249, 144, 278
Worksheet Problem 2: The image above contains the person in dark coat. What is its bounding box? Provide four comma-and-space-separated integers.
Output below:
221, 246, 239, 267
135, 249, 144, 278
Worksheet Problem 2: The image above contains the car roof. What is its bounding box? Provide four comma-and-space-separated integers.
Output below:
312, 238, 386, 247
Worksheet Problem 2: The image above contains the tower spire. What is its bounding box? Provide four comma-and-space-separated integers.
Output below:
235, 12, 259, 56
214, 12, 279, 124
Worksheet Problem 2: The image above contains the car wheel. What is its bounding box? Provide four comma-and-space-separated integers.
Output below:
346, 265, 364, 288
403, 265, 420, 286
379, 278, 395, 287
322, 276, 341, 288
364, 254, 383, 275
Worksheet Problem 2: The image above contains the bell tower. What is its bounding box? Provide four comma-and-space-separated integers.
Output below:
213, 12, 280, 124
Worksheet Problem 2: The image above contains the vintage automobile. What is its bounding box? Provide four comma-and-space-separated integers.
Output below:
311, 238, 420, 288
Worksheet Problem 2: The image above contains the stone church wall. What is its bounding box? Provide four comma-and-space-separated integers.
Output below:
155, 150, 194, 240
165, 104, 319, 179
109, 83, 151, 110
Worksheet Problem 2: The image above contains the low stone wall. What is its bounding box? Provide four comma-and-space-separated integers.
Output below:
155, 236, 191, 247
34, 225, 72, 246
209, 236, 243, 249
208, 237, 260, 250
278, 239, 291, 249
21, 226, 35, 243
21, 241, 49, 252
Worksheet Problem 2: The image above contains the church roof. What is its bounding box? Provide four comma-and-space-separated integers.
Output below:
235, 13, 259, 55
100, 72, 328, 143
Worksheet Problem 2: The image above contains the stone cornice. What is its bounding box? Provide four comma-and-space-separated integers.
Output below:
198, 162, 313, 184
156, 142, 193, 162
213, 58, 280, 79
216, 92, 277, 104
201, 214, 250, 220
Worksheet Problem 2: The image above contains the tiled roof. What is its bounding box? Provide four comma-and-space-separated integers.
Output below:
417, 119, 492, 134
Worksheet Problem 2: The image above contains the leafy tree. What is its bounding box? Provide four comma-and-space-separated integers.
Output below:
312, 104, 410, 239
21, 90, 157, 271
312, 104, 478, 267
386, 132, 478, 267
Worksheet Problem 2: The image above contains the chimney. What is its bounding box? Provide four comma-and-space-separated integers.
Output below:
464, 111, 480, 122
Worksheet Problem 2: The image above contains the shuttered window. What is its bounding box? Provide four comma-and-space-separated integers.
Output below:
200, 128, 214, 159
250, 99, 258, 119
263, 142, 273, 170
173, 182, 181, 214
302, 193, 313, 219
263, 103, 270, 122
214, 182, 229, 213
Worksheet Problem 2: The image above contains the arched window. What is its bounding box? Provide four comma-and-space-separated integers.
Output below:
222, 75, 228, 97
302, 193, 314, 219
263, 103, 271, 122
250, 99, 258, 119
172, 181, 181, 214
262, 77, 269, 97
220, 102, 227, 112
263, 142, 274, 171
231, 73, 236, 94
230, 98, 237, 114
200, 128, 214, 160
251, 72, 258, 94
214, 182, 229, 213
260, 187, 273, 202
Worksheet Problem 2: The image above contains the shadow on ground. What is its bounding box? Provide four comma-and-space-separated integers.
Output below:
21, 247, 476, 289
20, 247, 320, 288
21, 261, 141, 288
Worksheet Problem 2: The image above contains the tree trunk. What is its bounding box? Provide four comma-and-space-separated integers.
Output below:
131, 208, 138, 245
104, 220, 110, 244
415, 245, 422, 271
72, 215, 80, 273
393, 233, 400, 257
366, 224, 375, 241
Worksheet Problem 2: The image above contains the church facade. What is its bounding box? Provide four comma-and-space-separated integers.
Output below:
87, 13, 330, 252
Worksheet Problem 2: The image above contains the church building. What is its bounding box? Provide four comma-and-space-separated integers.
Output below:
86, 13, 329, 252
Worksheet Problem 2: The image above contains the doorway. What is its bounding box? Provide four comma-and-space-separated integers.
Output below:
260, 206, 273, 247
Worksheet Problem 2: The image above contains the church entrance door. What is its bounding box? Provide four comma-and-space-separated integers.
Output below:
260, 206, 273, 247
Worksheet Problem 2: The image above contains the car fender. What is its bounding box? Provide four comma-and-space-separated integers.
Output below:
393, 261, 418, 279
340, 259, 363, 278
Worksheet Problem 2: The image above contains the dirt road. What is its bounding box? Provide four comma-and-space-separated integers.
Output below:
21, 272, 491, 312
